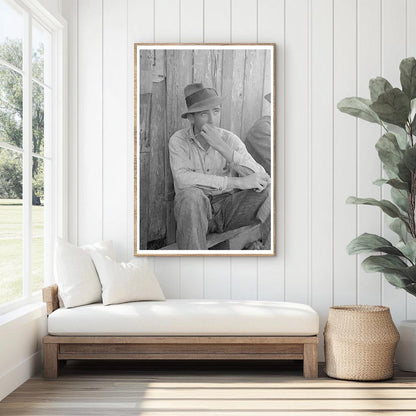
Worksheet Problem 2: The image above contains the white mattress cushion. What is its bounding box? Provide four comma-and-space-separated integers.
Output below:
48, 299, 319, 336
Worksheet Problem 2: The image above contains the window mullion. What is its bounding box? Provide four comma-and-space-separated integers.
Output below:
22, 10, 32, 298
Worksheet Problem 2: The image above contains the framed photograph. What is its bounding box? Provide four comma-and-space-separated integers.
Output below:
134, 44, 275, 256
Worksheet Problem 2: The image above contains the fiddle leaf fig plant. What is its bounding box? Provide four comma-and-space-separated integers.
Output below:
337, 57, 416, 297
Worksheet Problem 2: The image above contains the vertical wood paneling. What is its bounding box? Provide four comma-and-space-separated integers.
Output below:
381, 0, 407, 323
203, 0, 232, 299
221, 50, 245, 137
180, 0, 203, 43
310, 0, 333, 359
356, 0, 382, 305
230, 0, 258, 300
205, 258, 231, 298
148, 50, 167, 242
66, 0, 414, 327
333, 0, 357, 305
204, 0, 230, 42
284, 0, 309, 304
77, 0, 102, 245
127, 0, 154, 261
155, 0, 180, 41
179, 0, 205, 298
241, 49, 266, 138
231, 0, 257, 42
257, 0, 285, 301
61, 0, 77, 245
407, 0, 416, 319
103, 0, 128, 260
180, 258, 204, 298
153, 0, 181, 298
231, 258, 258, 299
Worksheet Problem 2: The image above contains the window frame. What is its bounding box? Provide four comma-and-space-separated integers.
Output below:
0, 0, 67, 315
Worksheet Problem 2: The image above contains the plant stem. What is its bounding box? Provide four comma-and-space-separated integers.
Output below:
409, 123, 416, 238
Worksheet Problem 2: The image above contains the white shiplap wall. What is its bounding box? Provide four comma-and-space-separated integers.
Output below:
61, 0, 416, 357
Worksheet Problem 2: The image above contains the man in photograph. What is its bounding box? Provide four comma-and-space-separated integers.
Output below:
245, 93, 272, 175
169, 83, 271, 250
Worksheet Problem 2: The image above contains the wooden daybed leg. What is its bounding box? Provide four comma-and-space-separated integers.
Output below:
303, 342, 318, 379
44, 343, 59, 379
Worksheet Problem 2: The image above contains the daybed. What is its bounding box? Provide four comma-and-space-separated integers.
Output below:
42, 284, 320, 379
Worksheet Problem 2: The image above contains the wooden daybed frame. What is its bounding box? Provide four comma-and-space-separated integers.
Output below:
42, 285, 319, 379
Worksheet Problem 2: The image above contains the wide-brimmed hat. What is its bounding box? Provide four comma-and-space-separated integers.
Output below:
181, 83, 224, 119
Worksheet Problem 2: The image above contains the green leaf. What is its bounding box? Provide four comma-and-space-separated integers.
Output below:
361, 255, 416, 287
398, 161, 412, 185
403, 146, 416, 172
402, 265, 416, 282
337, 97, 382, 125
370, 88, 410, 128
369, 77, 393, 102
404, 283, 416, 296
386, 179, 410, 191
400, 57, 416, 100
391, 187, 409, 213
389, 218, 410, 241
362, 254, 408, 272
346, 196, 406, 219
397, 240, 416, 263
373, 178, 388, 186
394, 130, 410, 150
375, 132, 404, 173
383, 271, 412, 288
347, 233, 404, 256
410, 98, 416, 124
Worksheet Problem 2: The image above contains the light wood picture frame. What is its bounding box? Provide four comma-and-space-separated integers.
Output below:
134, 44, 276, 256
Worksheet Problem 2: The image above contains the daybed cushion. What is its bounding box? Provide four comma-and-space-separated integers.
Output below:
54, 239, 115, 308
90, 253, 165, 305
47, 299, 319, 336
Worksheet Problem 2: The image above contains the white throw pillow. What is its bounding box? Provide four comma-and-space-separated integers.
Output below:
81, 240, 115, 259
90, 252, 165, 306
54, 239, 114, 308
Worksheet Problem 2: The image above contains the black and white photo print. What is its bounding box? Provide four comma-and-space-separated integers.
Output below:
134, 44, 275, 256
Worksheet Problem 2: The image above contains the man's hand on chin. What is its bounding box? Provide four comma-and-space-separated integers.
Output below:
200, 124, 233, 161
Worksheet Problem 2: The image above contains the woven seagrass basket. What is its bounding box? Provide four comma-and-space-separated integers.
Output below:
324, 305, 400, 381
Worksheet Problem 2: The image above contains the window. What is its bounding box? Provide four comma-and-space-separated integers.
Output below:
0, 0, 66, 312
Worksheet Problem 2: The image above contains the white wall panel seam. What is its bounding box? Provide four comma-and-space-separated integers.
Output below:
230, 0, 232, 42
256, 0, 259, 301
256, 0, 259, 42
405, 0, 408, 319
355, 0, 358, 305
405, 0, 408, 57
307, 0, 312, 306
380, 0, 384, 306
202, 0, 205, 296
356, 0, 360, 305
76, 0, 79, 245
331, 0, 335, 307
378, 0, 383, 306
125, 0, 129, 258
101, 0, 104, 242
283, 0, 286, 300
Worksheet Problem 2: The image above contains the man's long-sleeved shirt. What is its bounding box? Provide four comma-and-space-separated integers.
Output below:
169, 126, 266, 195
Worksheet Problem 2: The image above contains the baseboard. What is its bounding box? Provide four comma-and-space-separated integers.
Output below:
0, 351, 42, 401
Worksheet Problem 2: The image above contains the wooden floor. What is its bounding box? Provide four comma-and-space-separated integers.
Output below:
1, 360, 416, 415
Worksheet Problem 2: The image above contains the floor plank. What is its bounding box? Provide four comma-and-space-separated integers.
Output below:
1, 361, 416, 415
